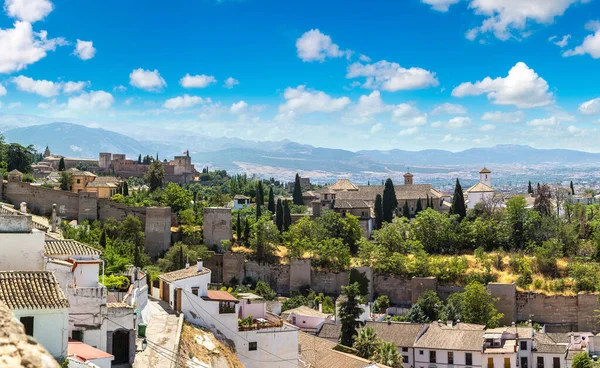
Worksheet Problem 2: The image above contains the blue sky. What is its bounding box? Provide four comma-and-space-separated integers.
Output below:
1, 0, 600, 152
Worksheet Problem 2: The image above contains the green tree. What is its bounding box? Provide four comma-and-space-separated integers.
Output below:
138, 154, 142, 164
382, 178, 398, 223
268, 186, 275, 213
402, 200, 410, 218
122, 181, 129, 196
314, 238, 351, 271
250, 217, 280, 261
99, 229, 107, 248
145, 160, 164, 191
451, 178, 466, 219
375, 342, 403, 368
353, 327, 382, 359
236, 212, 242, 243
275, 199, 283, 232
408, 290, 442, 323
6, 143, 33, 173
156, 242, 209, 272
534, 184, 553, 217
293, 173, 304, 206
283, 200, 292, 231
528, 181, 534, 194
461, 281, 503, 328
244, 217, 250, 246
349, 268, 370, 296
58, 157, 66, 171
254, 280, 276, 300
161, 183, 192, 212
375, 295, 390, 314
570, 181, 575, 195
59, 171, 73, 191
572, 352, 593, 368
415, 198, 423, 215
339, 282, 364, 347
374, 194, 383, 230
442, 292, 464, 322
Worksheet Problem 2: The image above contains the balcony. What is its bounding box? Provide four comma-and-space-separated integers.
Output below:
238, 315, 283, 331
219, 302, 236, 314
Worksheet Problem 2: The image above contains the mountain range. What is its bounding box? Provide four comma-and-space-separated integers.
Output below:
2, 123, 600, 177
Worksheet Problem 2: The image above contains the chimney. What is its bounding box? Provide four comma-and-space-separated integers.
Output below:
20, 202, 27, 213
447, 320, 453, 327
185, 262, 190, 269
318, 302, 322, 313
51, 204, 57, 233
196, 258, 203, 272
387, 319, 391, 325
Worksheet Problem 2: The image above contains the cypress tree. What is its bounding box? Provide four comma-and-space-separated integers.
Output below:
256, 199, 262, 220
374, 194, 383, 230
138, 154, 142, 164
537, 183, 541, 193
292, 173, 304, 205
123, 181, 129, 196
276, 199, 283, 232
58, 157, 65, 171
236, 212, 242, 243
451, 178, 466, 219
415, 197, 423, 215
179, 243, 185, 269
268, 186, 275, 213
244, 217, 250, 247
99, 229, 107, 248
402, 200, 410, 218
570, 181, 575, 195
283, 200, 292, 231
382, 178, 398, 223
528, 181, 533, 194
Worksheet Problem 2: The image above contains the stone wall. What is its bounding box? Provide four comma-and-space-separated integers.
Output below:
577, 293, 600, 332
244, 260, 291, 295
311, 270, 349, 295
487, 283, 516, 327
203, 207, 232, 247
3, 181, 88, 219
516, 292, 579, 332
97, 199, 147, 225
145, 207, 172, 258
290, 259, 311, 293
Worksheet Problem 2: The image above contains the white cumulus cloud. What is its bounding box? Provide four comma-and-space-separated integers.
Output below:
526, 116, 561, 127
163, 94, 210, 110
447, 116, 472, 129
180, 74, 217, 88
466, 0, 585, 41
579, 97, 600, 115
129, 68, 167, 91
442, 134, 465, 143
0, 21, 66, 74
451, 62, 553, 108
67, 90, 114, 110
563, 20, 600, 58
549, 35, 571, 47
63, 81, 89, 94
73, 40, 96, 60
230, 100, 248, 114
12, 75, 60, 97
399, 127, 420, 136
279, 85, 350, 114
479, 124, 496, 132
4, 0, 53, 23
481, 110, 525, 123
421, 0, 459, 12
0, 83, 6, 97
346, 91, 392, 124
431, 102, 467, 115
392, 104, 428, 127
296, 29, 348, 62
224, 77, 239, 89
347, 60, 439, 92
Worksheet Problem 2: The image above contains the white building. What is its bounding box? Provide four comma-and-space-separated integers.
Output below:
68, 339, 114, 368
533, 332, 592, 368
233, 195, 251, 210
159, 260, 300, 367
0, 270, 70, 359
414, 322, 486, 368
465, 168, 496, 209
364, 321, 427, 368
281, 305, 333, 334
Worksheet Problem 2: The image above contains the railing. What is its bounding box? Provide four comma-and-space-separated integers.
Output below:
219, 305, 236, 314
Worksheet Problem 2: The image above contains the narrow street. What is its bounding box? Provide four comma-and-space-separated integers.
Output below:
133, 298, 181, 368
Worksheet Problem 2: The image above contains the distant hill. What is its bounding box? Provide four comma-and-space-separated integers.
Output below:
3, 123, 600, 175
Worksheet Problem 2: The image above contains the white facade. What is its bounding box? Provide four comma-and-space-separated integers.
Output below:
0, 231, 45, 271
12, 307, 69, 358
235, 326, 299, 367
414, 348, 483, 368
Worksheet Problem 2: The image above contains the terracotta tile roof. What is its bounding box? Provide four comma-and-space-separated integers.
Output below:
202, 290, 238, 302
336, 184, 443, 202
329, 179, 359, 191
281, 305, 331, 319
298, 332, 390, 368
159, 266, 210, 282
533, 333, 567, 354
0, 271, 69, 310
465, 182, 495, 193
67, 168, 96, 177
334, 199, 371, 210
68, 339, 114, 361
414, 322, 484, 351
233, 194, 250, 200
45, 240, 102, 256
317, 323, 341, 341
364, 321, 426, 347
0, 301, 60, 368
480, 167, 491, 173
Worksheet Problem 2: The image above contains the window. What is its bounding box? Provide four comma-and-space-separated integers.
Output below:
448, 352, 454, 365
505, 358, 511, 368
488, 357, 495, 368
430, 351, 436, 363
520, 341, 527, 351
553, 358, 560, 368
537, 357, 544, 368
191, 287, 199, 296
72, 330, 84, 342
20, 317, 34, 336
466, 353, 473, 366
77, 179, 81, 184
249, 342, 257, 351
402, 347, 408, 352
403, 356, 409, 363
420, 350, 424, 355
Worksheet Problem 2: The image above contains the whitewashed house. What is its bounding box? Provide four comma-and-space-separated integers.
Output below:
281, 305, 333, 334
68, 339, 114, 368
465, 168, 496, 209
0, 270, 70, 359
364, 321, 427, 368
233, 195, 251, 210
159, 260, 300, 367
532, 332, 592, 368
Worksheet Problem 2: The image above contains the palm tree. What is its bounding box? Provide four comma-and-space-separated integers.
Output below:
375, 342, 403, 368
353, 327, 381, 359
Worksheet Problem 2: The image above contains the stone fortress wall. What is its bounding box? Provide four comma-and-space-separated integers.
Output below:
204, 252, 600, 333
